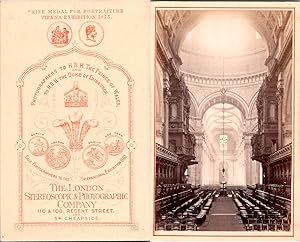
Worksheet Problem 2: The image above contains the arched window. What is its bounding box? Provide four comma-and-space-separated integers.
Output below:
219, 134, 228, 151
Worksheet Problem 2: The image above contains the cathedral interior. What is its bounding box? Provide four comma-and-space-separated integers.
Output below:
155, 10, 293, 232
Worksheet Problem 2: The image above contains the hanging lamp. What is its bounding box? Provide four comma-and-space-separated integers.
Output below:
221, 55, 226, 179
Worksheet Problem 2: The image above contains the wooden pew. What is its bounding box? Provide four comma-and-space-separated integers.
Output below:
195, 209, 207, 225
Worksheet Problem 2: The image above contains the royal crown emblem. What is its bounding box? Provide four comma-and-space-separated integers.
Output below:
53, 112, 98, 151
64, 81, 88, 107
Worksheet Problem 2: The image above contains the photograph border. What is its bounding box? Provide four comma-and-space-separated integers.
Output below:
153, 5, 295, 238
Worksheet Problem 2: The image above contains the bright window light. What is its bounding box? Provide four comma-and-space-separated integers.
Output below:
181, 13, 258, 57
219, 134, 228, 151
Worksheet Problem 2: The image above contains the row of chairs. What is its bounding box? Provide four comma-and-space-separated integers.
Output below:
156, 219, 199, 231
233, 190, 290, 231
252, 190, 290, 217
155, 189, 195, 216
245, 217, 290, 231
156, 184, 192, 199
156, 190, 215, 231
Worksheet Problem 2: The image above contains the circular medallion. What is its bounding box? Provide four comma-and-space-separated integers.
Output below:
28, 136, 49, 156
45, 144, 71, 169
47, 22, 72, 47
79, 21, 104, 47
83, 144, 107, 169
104, 135, 125, 156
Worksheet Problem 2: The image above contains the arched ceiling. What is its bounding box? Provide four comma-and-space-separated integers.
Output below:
203, 103, 244, 155
180, 13, 266, 57
159, 9, 287, 57
198, 91, 248, 119
178, 14, 268, 76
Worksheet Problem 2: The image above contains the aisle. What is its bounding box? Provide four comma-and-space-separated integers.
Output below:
199, 196, 245, 231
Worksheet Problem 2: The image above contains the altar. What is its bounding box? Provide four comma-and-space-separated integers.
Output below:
219, 181, 227, 196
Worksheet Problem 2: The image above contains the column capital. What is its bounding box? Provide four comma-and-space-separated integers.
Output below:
276, 74, 284, 103
277, 72, 284, 85
244, 142, 251, 149
195, 135, 204, 149
163, 71, 170, 87
243, 132, 253, 138
243, 133, 252, 147
243, 131, 256, 137
194, 132, 204, 140
244, 119, 254, 133
163, 71, 171, 103
163, 88, 171, 103
276, 89, 283, 103
283, 129, 292, 139
156, 124, 164, 138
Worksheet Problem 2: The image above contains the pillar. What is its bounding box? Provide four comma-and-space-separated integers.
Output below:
176, 165, 181, 184
157, 163, 160, 184
266, 165, 271, 184
158, 163, 160, 184
163, 71, 170, 148
277, 76, 284, 149
244, 135, 252, 185
162, 165, 166, 183
172, 166, 175, 184
262, 165, 266, 184
165, 165, 168, 184
251, 160, 260, 185
168, 165, 171, 184
187, 162, 194, 185
256, 161, 261, 184
193, 132, 204, 186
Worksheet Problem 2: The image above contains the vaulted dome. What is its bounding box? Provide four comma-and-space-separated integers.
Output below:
179, 13, 268, 77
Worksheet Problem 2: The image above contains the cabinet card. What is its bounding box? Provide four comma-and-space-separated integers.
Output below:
1, 0, 152, 240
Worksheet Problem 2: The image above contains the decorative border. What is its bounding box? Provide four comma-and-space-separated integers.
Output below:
16, 45, 137, 229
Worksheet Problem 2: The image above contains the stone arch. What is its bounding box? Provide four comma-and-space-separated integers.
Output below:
198, 91, 249, 120
154, 65, 164, 122
188, 90, 199, 117
283, 67, 292, 124
249, 90, 259, 118
277, 11, 284, 27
